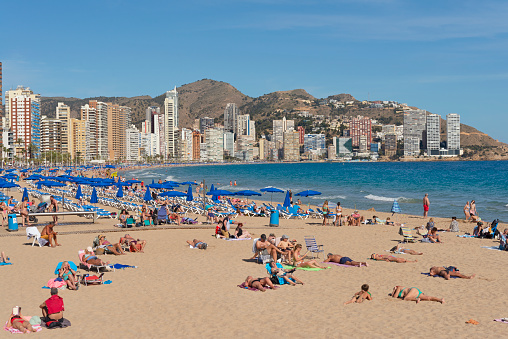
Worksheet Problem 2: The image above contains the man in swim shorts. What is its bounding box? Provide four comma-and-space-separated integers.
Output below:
423, 193, 430, 217
41, 222, 60, 247
429, 266, 476, 280
324, 253, 368, 267
187, 239, 207, 249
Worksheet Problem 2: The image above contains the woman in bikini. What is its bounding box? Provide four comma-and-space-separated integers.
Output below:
186, 239, 207, 249
463, 201, 470, 221
98, 235, 125, 255
58, 261, 78, 290
322, 200, 330, 226
18, 197, 30, 227
389, 243, 423, 255
292, 244, 329, 269
120, 234, 147, 252
0, 201, 8, 227
245, 276, 275, 292
371, 253, 417, 263
83, 248, 110, 266
391, 285, 444, 304
7, 310, 37, 333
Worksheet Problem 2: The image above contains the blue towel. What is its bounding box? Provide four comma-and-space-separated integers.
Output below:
103, 280, 112, 284
0, 262, 12, 266
112, 264, 137, 270
42, 286, 51, 289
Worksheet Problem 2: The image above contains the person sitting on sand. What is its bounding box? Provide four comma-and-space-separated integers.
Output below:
40, 287, 64, 322
7, 308, 36, 333
57, 261, 78, 290
447, 217, 460, 232
268, 262, 304, 286
426, 218, 435, 231
120, 234, 147, 253
429, 266, 475, 280
499, 229, 508, 251
98, 234, 125, 255
385, 217, 395, 226
83, 247, 110, 266
232, 223, 251, 239
473, 221, 484, 237
348, 211, 363, 226
389, 243, 423, 255
119, 209, 130, 227
169, 212, 180, 226
140, 206, 152, 225
391, 285, 444, 304
244, 276, 275, 292
426, 227, 442, 243
292, 244, 329, 269
41, 222, 60, 247
187, 239, 208, 249
370, 253, 417, 263
277, 235, 295, 263
344, 284, 372, 305
251, 234, 284, 262
324, 253, 368, 267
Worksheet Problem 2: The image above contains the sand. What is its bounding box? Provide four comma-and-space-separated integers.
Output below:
1, 182, 507, 338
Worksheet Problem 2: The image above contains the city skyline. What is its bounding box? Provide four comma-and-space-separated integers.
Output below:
1, 0, 507, 143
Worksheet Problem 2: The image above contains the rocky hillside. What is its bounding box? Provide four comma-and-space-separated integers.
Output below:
40, 78, 507, 158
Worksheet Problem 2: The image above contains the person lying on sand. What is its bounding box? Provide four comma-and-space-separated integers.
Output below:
245, 276, 275, 292
120, 234, 147, 253
7, 308, 36, 333
83, 247, 110, 266
324, 253, 368, 267
429, 266, 475, 280
268, 262, 304, 285
389, 243, 423, 255
391, 285, 444, 304
344, 284, 372, 305
98, 234, 125, 255
292, 244, 329, 269
187, 239, 207, 249
371, 253, 417, 263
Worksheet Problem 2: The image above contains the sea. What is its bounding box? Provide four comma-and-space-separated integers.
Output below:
122, 160, 508, 223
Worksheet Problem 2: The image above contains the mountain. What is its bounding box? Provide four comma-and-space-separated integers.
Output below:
40, 78, 507, 159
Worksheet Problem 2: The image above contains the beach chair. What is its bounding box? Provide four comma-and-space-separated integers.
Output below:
304, 236, 324, 259
157, 206, 169, 224
399, 225, 417, 243
26, 226, 48, 247
80, 273, 104, 286
252, 238, 272, 264
78, 250, 114, 273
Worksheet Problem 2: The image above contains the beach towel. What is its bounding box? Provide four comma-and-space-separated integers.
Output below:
421, 273, 460, 279
4, 321, 43, 334
112, 263, 137, 270
226, 237, 251, 241
0, 262, 12, 266
494, 318, 508, 324
47, 278, 67, 289
40, 318, 71, 329
283, 265, 328, 271
482, 246, 502, 251
384, 250, 407, 255
457, 235, 476, 238
237, 282, 278, 292
322, 262, 358, 267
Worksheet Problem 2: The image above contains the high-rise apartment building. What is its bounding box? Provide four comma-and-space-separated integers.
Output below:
426, 114, 440, 156
145, 106, 160, 132
55, 102, 70, 155
236, 114, 255, 137
200, 117, 214, 134
273, 117, 295, 149
223, 132, 235, 157
126, 125, 140, 162
446, 113, 460, 155
68, 118, 87, 163
0, 62, 3, 118
351, 117, 372, 148
283, 131, 300, 161
297, 126, 305, 144
224, 103, 239, 133
107, 104, 131, 161
41, 116, 62, 154
179, 128, 193, 161
304, 134, 326, 154
336, 137, 353, 157
5, 86, 41, 158
164, 87, 179, 158
205, 128, 223, 162
385, 134, 397, 157
80, 103, 97, 161
235, 134, 254, 161
192, 131, 201, 161
403, 109, 427, 157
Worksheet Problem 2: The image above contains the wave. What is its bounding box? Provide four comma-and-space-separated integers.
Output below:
310, 195, 346, 200
365, 194, 403, 202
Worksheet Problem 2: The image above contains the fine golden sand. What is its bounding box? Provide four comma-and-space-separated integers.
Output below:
1, 185, 507, 338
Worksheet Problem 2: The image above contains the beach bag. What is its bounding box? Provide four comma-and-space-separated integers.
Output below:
95, 248, 105, 255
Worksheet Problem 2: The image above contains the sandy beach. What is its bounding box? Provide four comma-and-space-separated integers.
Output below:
1, 180, 507, 338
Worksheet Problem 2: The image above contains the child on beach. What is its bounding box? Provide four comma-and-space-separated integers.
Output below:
344, 284, 372, 305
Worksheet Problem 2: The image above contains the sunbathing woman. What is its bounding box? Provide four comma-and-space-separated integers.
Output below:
389, 243, 423, 255
120, 234, 147, 253
429, 266, 476, 280
245, 276, 275, 292
7, 309, 37, 333
292, 244, 329, 269
371, 253, 417, 263
58, 261, 78, 290
269, 262, 304, 285
187, 239, 208, 249
98, 235, 125, 255
391, 285, 444, 304
233, 223, 252, 239
83, 248, 110, 266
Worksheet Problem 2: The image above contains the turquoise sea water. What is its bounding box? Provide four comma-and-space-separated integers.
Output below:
123, 161, 508, 222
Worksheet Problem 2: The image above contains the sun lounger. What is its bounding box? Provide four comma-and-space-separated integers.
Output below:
78, 250, 114, 272
399, 225, 417, 243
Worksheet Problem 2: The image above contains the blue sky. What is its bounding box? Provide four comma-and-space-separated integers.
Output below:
1, 0, 507, 142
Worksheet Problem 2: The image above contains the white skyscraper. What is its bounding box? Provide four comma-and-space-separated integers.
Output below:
273, 117, 295, 148
126, 125, 140, 162
164, 87, 178, 158
447, 113, 460, 155
224, 103, 239, 133
205, 128, 224, 162
179, 128, 193, 161
426, 114, 441, 156
223, 132, 235, 156
403, 109, 427, 157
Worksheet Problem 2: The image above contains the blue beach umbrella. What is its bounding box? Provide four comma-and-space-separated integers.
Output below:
159, 190, 186, 198
37, 180, 66, 189
295, 190, 322, 197
90, 187, 99, 204
209, 184, 215, 193
391, 199, 402, 216
25, 175, 42, 180
181, 181, 197, 185
22, 188, 29, 202
143, 187, 152, 202
260, 187, 284, 205
75, 185, 83, 200
283, 190, 291, 209
234, 190, 262, 196
116, 185, 124, 198
206, 189, 233, 196
54, 261, 78, 275
0, 181, 19, 188
186, 184, 193, 202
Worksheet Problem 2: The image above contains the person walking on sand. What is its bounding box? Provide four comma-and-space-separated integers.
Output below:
423, 193, 430, 217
